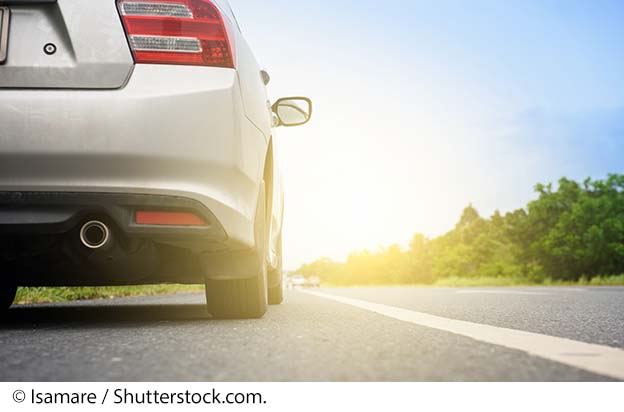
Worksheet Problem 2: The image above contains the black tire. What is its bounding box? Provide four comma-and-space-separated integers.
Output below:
268, 232, 284, 305
204, 183, 268, 319
1, 283, 17, 311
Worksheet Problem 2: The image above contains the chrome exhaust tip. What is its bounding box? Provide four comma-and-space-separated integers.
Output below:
79, 220, 110, 249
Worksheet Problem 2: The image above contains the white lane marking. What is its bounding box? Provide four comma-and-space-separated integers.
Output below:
303, 290, 624, 380
455, 290, 551, 296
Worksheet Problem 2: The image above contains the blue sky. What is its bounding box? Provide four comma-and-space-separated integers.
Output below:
230, 0, 624, 268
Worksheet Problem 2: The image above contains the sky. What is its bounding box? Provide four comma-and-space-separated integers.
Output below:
229, 0, 624, 269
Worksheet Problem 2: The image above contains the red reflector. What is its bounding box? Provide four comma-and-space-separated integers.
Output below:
117, 0, 235, 68
135, 211, 208, 226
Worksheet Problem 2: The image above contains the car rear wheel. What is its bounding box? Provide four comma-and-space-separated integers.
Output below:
1, 283, 17, 311
204, 183, 268, 319
268, 232, 284, 305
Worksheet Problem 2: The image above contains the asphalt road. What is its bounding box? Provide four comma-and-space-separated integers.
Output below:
1, 286, 623, 382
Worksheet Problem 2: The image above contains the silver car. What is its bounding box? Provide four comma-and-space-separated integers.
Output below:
0, 0, 311, 318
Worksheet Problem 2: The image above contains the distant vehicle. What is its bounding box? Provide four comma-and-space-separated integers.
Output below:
307, 276, 321, 288
287, 275, 321, 289
0, 0, 312, 319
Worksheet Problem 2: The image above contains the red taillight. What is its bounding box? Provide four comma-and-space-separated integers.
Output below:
135, 211, 208, 226
117, 0, 234, 68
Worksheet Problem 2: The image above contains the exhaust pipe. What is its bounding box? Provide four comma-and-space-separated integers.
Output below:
79, 220, 110, 249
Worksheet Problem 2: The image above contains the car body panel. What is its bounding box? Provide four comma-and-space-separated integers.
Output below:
0, 64, 266, 252
0, 0, 134, 89
210, 0, 283, 268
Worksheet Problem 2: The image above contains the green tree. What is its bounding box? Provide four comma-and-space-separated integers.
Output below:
296, 175, 624, 285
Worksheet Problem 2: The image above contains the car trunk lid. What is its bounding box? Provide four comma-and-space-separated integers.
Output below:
0, 0, 134, 89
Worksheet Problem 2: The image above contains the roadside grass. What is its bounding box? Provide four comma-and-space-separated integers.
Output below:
578, 274, 624, 286
432, 276, 539, 287
13, 274, 624, 304
430, 274, 624, 287
323, 274, 624, 288
15, 285, 204, 305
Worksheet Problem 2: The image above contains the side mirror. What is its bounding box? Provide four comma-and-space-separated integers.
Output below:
272, 97, 312, 127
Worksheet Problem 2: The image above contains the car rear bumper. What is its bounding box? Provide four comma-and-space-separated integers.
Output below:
0, 191, 226, 243
0, 64, 268, 252
0, 191, 234, 286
